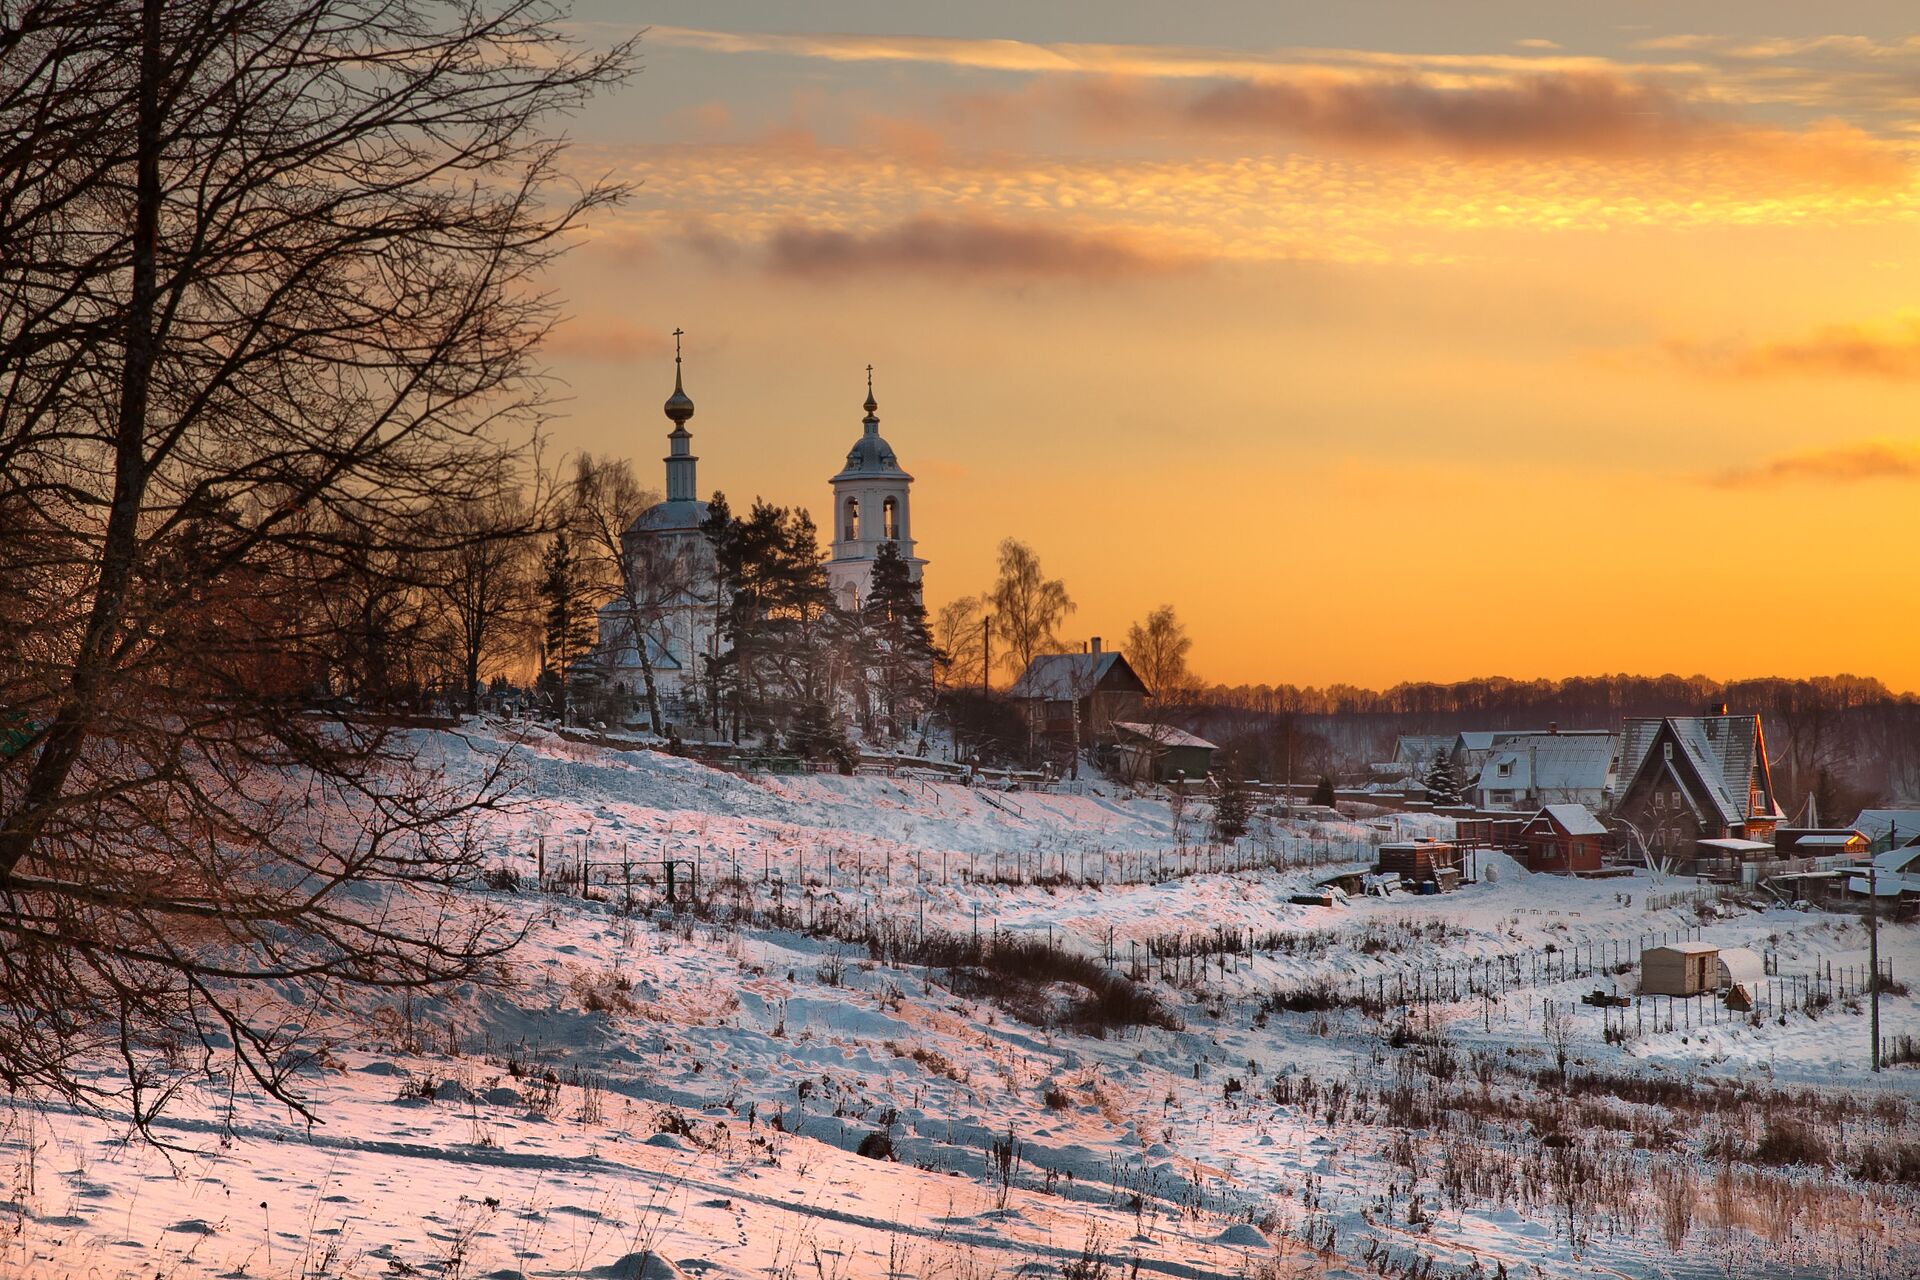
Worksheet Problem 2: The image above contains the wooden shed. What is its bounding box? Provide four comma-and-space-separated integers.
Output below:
1517, 803, 1609, 874
1377, 839, 1462, 886
1641, 940, 1720, 996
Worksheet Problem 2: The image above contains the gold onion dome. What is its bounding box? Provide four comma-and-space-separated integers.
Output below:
664, 328, 694, 426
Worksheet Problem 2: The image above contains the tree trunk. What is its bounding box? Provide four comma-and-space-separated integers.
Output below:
0, 0, 161, 880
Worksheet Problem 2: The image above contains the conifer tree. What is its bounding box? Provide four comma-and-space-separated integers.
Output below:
1311, 775, 1337, 807
539, 531, 596, 711
1423, 750, 1462, 806
1212, 768, 1253, 844
702, 495, 839, 741
861, 542, 945, 737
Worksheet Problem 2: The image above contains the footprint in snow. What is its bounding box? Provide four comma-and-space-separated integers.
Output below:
167, 1218, 219, 1235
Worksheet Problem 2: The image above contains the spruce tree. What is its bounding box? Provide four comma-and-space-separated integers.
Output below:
1311, 775, 1337, 807
1423, 750, 1462, 806
1212, 769, 1253, 844
861, 541, 944, 737
539, 531, 595, 710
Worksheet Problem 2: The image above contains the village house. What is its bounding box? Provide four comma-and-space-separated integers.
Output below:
1009, 642, 1149, 747
1110, 721, 1218, 783
1851, 809, 1920, 852
1613, 713, 1785, 874
1471, 728, 1617, 811
1516, 803, 1609, 874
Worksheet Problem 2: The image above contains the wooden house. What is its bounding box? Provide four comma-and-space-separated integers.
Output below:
1613, 714, 1784, 872
1517, 803, 1608, 874
1111, 721, 1218, 783
1009, 642, 1148, 744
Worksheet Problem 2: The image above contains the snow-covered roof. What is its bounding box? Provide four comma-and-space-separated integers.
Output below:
1536, 803, 1607, 836
1009, 651, 1144, 701
1646, 940, 1719, 956
1789, 833, 1864, 848
1475, 733, 1616, 797
1697, 837, 1775, 853
1852, 809, 1920, 847
1717, 948, 1764, 985
1620, 715, 1781, 828
1111, 722, 1217, 751
1873, 845, 1920, 875
1391, 734, 1455, 767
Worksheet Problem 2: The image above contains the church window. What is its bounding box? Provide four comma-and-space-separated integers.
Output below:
883, 496, 898, 540
844, 496, 859, 540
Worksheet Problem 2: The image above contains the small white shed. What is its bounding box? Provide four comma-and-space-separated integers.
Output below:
1641, 940, 1719, 996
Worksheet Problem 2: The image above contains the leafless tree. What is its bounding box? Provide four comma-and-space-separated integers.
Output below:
569, 454, 693, 733
989, 539, 1074, 681
0, 0, 632, 1131
426, 487, 542, 713
933, 594, 987, 693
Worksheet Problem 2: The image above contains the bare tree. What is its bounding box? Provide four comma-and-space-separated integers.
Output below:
989, 539, 1074, 680
933, 594, 986, 693
569, 454, 690, 733
427, 488, 541, 714
0, 0, 632, 1130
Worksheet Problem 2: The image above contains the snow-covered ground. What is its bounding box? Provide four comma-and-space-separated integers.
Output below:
5, 725, 1918, 1279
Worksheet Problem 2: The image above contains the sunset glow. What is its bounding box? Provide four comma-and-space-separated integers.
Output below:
545, 3, 1920, 690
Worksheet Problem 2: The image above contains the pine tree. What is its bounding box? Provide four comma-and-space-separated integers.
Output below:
1212, 769, 1253, 844
539, 531, 595, 711
1311, 775, 1337, 807
1423, 750, 1462, 806
702, 495, 838, 740
861, 541, 944, 737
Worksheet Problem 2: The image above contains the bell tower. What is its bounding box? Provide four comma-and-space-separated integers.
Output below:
827, 366, 924, 610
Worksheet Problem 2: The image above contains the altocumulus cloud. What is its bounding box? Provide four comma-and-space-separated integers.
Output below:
762, 214, 1198, 280
1666, 318, 1920, 381
1710, 440, 1920, 489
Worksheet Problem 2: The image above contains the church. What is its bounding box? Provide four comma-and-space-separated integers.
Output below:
590, 333, 925, 727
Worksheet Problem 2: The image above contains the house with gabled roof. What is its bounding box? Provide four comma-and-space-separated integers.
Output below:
1850, 809, 1920, 852
1614, 713, 1785, 871
1516, 803, 1610, 874
1009, 641, 1148, 745
1472, 729, 1617, 811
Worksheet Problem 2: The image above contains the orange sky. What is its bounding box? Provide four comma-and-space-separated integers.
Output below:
534, 5, 1920, 692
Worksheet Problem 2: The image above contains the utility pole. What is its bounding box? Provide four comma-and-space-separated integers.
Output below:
1869, 856, 1882, 1072
981, 615, 992, 698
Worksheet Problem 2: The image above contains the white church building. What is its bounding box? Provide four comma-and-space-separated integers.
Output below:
591, 337, 924, 726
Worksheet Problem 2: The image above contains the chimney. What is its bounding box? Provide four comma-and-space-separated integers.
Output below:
1548, 722, 1558, 735
1090, 636, 1102, 654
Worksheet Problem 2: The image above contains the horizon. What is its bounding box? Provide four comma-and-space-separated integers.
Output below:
535, 1, 1920, 691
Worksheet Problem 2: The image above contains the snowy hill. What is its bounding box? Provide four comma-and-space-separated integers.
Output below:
4, 725, 1918, 1280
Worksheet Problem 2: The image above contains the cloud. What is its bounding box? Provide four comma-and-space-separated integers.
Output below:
648, 25, 1676, 81
1665, 317, 1920, 380
1709, 440, 1920, 488
1176, 71, 1696, 155
544, 319, 673, 362
761, 214, 1198, 280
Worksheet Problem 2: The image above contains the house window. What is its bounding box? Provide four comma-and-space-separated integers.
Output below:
1497, 761, 1513, 778
883, 496, 898, 540
844, 496, 859, 540
1655, 792, 1665, 810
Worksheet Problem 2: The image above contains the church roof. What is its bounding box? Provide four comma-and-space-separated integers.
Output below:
833, 431, 910, 481
626, 497, 709, 537
832, 368, 913, 483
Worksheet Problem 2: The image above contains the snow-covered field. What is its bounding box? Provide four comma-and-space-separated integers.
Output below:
5, 725, 1918, 1279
